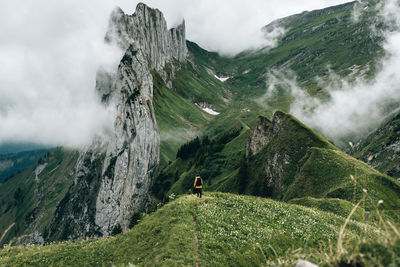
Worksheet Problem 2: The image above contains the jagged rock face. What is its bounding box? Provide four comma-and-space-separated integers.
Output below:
105, 3, 186, 70
95, 46, 160, 233
48, 145, 105, 241
47, 3, 186, 240
246, 116, 273, 157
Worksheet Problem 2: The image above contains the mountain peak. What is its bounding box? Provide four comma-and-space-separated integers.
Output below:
105, 3, 186, 67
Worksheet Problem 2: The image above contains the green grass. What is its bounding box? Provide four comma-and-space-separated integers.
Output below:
0, 195, 197, 266
288, 197, 365, 221
2, 192, 390, 266
284, 148, 400, 211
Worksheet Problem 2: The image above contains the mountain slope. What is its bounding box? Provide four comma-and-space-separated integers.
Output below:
0, 192, 384, 266
244, 112, 337, 198
169, 1, 386, 157
0, 148, 53, 183
152, 58, 231, 167
208, 1, 383, 99
0, 148, 79, 246
152, 122, 250, 200
354, 111, 400, 179
156, 110, 400, 222
243, 112, 400, 213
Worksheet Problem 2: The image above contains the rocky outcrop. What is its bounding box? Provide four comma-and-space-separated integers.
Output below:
246, 116, 273, 157
47, 3, 187, 240
245, 111, 336, 199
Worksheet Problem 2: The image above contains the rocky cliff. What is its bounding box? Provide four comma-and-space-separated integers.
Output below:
47, 3, 187, 241
246, 116, 273, 157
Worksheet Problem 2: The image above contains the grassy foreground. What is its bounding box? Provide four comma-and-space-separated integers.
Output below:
2, 192, 398, 266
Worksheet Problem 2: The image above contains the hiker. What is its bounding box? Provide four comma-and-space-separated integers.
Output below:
193, 174, 203, 198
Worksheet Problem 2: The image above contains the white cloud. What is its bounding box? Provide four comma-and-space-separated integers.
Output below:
0, 0, 352, 147
0, 0, 122, 147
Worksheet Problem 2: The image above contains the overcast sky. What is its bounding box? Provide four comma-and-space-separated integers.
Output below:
0, 0, 352, 147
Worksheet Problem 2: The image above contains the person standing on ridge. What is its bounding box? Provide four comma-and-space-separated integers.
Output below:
193, 174, 203, 198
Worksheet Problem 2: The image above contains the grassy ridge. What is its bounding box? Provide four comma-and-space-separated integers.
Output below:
157, 110, 400, 222
0, 194, 197, 266
1, 192, 387, 266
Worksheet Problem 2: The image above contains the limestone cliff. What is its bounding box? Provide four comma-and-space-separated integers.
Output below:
47, 3, 186, 241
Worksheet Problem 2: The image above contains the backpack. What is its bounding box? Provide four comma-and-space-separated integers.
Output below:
195, 177, 202, 186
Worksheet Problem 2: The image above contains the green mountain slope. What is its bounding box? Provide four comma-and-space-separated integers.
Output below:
243, 112, 400, 213
0, 148, 79, 246
354, 111, 400, 179
1, 192, 391, 266
158, 111, 400, 221
211, 1, 383, 98
244, 112, 337, 198
152, 123, 250, 200
152, 59, 231, 167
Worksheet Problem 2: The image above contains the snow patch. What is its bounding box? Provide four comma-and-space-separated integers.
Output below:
195, 103, 220, 115
214, 74, 230, 82
202, 107, 220, 115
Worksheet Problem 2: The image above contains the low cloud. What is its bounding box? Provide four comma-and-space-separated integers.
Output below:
0, 1, 122, 147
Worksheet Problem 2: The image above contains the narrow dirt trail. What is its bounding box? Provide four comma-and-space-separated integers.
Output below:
193, 215, 200, 267
188, 194, 213, 267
